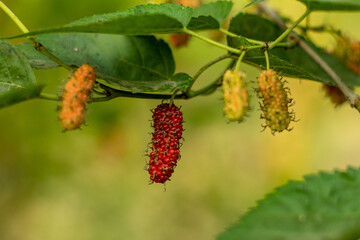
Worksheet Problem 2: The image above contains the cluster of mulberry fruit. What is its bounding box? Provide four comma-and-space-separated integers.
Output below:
222, 70, 249, 122
256, 69, 294, 134
58, 64, 96, 131
147, 103, 184, 184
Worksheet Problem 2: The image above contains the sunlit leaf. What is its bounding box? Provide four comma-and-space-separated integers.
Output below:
6, 1, 233, 39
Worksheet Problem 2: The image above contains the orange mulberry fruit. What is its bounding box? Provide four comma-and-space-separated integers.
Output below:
222, 70, 249, 122
257, 69, 294, 134
59, 64, 96, 131
169, 33, 191, 48
176, 0, 201, 8
147, 0, 171, 4
333, 35, 360, 76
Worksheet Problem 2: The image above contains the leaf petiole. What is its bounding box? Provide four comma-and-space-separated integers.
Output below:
186, 54, 231, 95
183, 28, 242, 54
0, 1, 29, 34
37, 93, 61, 101
264, 49, 270, 70
235, 51, 246, 71
268, 9, 310, 50
220, 28, 265, 45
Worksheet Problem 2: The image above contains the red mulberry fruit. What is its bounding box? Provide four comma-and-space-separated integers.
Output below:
322, 84, 347, 107
222, 70, 249, 122
147, 103, 184, 184
257, 69, 294, 134
59, 64, 96, 130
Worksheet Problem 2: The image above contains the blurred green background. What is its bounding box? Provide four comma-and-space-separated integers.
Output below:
1, 0, 360, 239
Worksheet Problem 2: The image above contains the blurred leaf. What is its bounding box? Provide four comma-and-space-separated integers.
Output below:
17, 33, 191, 93
244, 0, 265, 8
0, 40, 39, 109
297, 0, 360, 11
6, 1, 233, 39
0, 85, 42, 108
218, 167, 360, 240
228, 13, 360, 87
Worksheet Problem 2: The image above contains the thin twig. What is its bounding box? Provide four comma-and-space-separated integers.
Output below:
186, 54, 231, 95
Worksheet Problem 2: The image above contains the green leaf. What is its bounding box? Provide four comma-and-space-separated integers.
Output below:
15, 43, 59, 69
0, 85, 42, 108
0, 40, 39, 108
297, 0, 360, 11
218, 167, 360, 240
98, 72, 192, 93
227, 34, 313, 80
244, 0, 265, 8
228, 13, 360, 87
6, 1, 233, 39
17, 33, 191, 93
187, 1, 233, 30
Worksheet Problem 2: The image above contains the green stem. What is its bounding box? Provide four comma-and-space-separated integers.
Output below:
184, 28, 242, 54
38, 93, 61, 101
37, 44, 73, 71
170, 89, 181, 106
188, 76, 222, 98
0, 1, 29, 34
219, 28, 238, 38
0, 1, 73, 71
96, 84, 187, 101
245, 44, 265, 50
268, 9, 310, 50
235, 51, 246, 71
264, 49, 270, 70
219, 28, 265, 45
186, 54, 230, 95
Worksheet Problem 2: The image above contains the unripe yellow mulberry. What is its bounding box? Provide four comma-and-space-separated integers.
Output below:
223, 70, 249, 122
257, 69, 294, 134
59, 64, 96, 131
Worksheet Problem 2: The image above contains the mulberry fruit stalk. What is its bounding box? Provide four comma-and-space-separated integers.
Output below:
59, 64, 96, 130
257, 69, 294, 134
147, 103, 184, 184
222, 70, 249, 122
